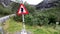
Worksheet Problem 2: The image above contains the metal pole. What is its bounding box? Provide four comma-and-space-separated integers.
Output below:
21, 0, 25, 29
22, 14, 25, 29
20, 0, 30, 34
22, 14, 24, 22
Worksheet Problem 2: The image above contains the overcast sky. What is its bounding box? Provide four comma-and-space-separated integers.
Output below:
12, 0, 43, 5
23, 0, 43, 5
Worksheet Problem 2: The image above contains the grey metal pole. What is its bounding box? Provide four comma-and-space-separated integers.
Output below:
22, 14, 25, 29
20, 0, 30, 34
21, 0, 25, 30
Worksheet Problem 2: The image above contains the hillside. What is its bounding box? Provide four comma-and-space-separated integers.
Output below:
0, 1, 60, 34
0, 4, 15, 17
36, 0, 60, 9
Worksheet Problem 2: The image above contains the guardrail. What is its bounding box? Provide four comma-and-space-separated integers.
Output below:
0, 14, 16, 34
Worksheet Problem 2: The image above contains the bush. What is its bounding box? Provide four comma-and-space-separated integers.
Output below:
0, 5, 12, 16
13, 16, 22, 22
13, 4, 59, 26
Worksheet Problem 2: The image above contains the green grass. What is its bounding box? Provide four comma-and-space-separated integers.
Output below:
4, 18, 60, 34
4, 18, 22, 32
26, 26, 59, 34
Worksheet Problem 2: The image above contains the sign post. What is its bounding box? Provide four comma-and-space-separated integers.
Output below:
21, 0, 25, 30
17, 0, 29, 29
17, 0, 29, 34
22, 14, 25, 29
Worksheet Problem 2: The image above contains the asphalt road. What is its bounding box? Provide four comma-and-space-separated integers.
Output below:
14, 29, 31, 34
0, 14, 16, 23
0, 14, 16, 34
0, 14, 31, 34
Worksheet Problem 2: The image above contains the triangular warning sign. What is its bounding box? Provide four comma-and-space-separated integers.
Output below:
17, 3, 29, 16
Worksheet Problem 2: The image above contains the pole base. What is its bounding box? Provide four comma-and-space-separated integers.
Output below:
20, 29, 27, 34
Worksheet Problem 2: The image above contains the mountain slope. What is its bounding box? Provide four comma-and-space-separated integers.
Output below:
36, 0, 60, 9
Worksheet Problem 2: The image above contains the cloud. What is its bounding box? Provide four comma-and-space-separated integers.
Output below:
23, 0, 43, 5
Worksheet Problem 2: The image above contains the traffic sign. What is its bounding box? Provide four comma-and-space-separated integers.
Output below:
17, 3, 29, 16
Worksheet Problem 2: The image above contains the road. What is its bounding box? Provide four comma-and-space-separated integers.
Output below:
0, 14, 31, 34
0, 14, 16, 34
0, 14, 16, 23
14, 29, 31, 34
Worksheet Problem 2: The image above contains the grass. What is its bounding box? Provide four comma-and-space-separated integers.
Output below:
3, 18, 60, 34
3, 18, 22, 32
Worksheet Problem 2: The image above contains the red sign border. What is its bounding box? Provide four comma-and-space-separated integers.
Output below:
17, 3, 29, 16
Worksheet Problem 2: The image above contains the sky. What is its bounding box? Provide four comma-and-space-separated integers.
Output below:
23, 0, 43, 5
11, 0, 43, 5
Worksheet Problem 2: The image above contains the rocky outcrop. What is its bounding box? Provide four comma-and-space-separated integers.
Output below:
36, 0, 60, 9
0, 0, 11, 7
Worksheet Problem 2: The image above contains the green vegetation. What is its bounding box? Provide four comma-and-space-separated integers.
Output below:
4, 18, 60, 34
4, 18, 22, 32
0, 2, 60, 34
0, 5, 12, 17
14, 4, 60, 26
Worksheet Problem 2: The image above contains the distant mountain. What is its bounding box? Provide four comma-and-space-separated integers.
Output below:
36, 0, 60, 9
0, 0, 11, 5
